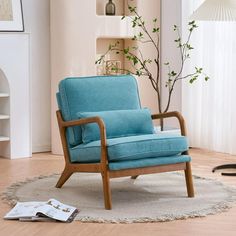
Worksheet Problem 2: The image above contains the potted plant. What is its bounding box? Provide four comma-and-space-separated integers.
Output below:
96, 4, 209, 119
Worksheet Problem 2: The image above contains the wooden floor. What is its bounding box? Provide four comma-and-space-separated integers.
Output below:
0, 149, 236, 236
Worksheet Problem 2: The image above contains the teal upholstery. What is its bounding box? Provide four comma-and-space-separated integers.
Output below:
57, 75, 190, 170
57, 75, 141, 146
77, 109, 154, 143
109, 155, 191, 171
69, 133, 188, 163
56, 75, 194, 209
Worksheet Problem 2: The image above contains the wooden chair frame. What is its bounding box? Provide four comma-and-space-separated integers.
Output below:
56, 110, 194, 210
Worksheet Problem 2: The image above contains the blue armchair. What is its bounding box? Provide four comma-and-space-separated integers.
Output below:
56, 75, 194, 210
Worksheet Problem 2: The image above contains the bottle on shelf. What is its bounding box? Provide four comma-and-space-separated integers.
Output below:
105, 0, 116, 16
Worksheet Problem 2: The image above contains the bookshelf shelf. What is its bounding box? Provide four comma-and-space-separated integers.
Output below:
0, 136, 10, 142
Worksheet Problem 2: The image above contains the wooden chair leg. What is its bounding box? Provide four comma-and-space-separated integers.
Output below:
56, 168, 73, 188
101, 171, 112, 210
131, 175, 139, 179
184, 162, 194, 197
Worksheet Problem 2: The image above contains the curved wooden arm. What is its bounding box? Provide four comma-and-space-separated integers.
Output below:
56, 110, 108, 166
151, 111, 187, 136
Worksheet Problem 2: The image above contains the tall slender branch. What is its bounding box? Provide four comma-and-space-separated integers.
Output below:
96, 5, 208, 116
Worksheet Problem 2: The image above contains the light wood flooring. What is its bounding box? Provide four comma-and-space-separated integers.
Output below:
0, 149, 236, 236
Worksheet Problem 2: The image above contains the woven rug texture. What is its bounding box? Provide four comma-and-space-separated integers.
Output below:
2, 172, 236, 223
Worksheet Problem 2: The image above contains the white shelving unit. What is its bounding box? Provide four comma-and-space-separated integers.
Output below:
0, 93, 9, 98
0, 114, 10, 120
0, 33, 31, 159
0, 70, 10, 158
96, 0, 136, 75
0, 136, 10, 142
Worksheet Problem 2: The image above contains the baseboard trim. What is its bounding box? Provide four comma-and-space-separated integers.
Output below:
32, 145, 51, 153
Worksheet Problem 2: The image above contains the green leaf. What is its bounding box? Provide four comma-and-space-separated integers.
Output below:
187, 44, 194, 50
188, 21, 195, 26
205, 76, 210, 81
195, 67, 203, 73
189, 76, 198, 84
138, 32, 144, 38
128, 5, 136, 13
132, 57, 138, 65
121, 15, 125, 20
177, 43, 182, 48
95, 55, 104, 65
132, 21, 137, 28
111, 67, 118, 72
152, 27, 160, 33
126, 55, 132, 60
188, 21, 198, 29
174, 38, 181, 43
124, 47, 130, 54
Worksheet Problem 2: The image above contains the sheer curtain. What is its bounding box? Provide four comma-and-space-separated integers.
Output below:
182, 0, 236, 154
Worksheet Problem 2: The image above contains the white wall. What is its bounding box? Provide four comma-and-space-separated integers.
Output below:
22, 0, 51, 153
161, 0, 182, 112
161, 0, 182, 125
134, 0, 160, 114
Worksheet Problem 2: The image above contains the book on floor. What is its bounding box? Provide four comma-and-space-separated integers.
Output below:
4, 198, 79, 222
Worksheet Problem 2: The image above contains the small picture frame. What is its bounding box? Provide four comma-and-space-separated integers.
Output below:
0, 0, 24, 32
105, 60, 121, 75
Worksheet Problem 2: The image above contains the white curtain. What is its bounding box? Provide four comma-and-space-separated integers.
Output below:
182, 0, 236, 154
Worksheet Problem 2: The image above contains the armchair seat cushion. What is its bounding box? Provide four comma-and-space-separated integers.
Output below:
109, 155, 191, 171
69, 133, 188, 163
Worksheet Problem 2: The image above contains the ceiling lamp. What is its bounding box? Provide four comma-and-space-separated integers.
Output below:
190, 0, 236, 21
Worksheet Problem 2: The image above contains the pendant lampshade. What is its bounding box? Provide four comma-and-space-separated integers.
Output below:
190, 0, 236, 21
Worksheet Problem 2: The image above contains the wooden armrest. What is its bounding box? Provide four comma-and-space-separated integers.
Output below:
56, 110, 108, 165
151, 111, 187, 136
60, 115, 105, 129
56, 110, 107, 144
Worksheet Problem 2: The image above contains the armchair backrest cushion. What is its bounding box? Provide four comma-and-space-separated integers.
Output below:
57, 75, 141, 146
77, 109, 154, 143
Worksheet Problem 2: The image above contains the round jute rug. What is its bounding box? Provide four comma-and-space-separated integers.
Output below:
2, 172, 236, 223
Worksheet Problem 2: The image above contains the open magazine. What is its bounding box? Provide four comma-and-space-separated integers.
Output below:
4, 199, 79, 222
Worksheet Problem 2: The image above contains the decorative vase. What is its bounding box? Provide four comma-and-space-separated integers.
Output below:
105, 0, 116, 16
